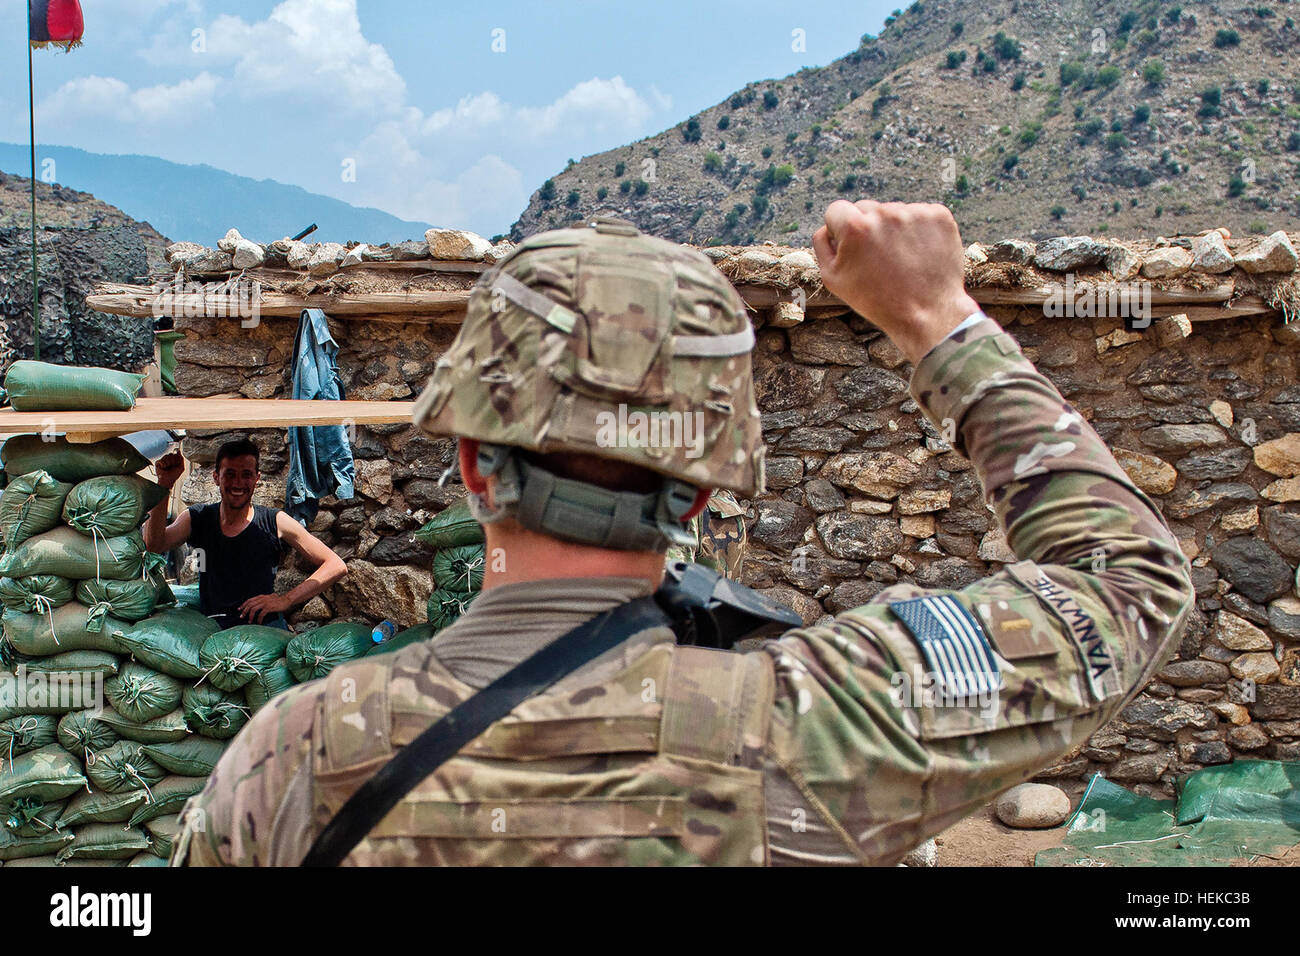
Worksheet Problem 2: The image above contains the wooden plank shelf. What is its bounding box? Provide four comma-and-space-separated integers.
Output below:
0, 398, 417, 443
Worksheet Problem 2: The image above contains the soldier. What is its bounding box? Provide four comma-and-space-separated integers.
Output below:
175, 202, 1192, 866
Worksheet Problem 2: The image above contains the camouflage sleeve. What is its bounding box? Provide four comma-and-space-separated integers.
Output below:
171, 683, 323, 867
762, 315, 1194, 865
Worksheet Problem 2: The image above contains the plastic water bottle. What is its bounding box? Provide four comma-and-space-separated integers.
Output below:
371, 620, 397, 645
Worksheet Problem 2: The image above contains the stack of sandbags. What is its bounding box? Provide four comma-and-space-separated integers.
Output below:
0, 436, 200, 867
413, 497, 485, 631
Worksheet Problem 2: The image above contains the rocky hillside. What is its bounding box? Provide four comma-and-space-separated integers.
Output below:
0, 171, 167, 372
512, 0, 1300, 246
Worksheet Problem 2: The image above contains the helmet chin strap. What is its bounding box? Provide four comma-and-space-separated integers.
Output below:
468, 443, 697, 552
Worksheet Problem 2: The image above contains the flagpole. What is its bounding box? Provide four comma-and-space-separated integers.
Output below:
28, 40, 40, 361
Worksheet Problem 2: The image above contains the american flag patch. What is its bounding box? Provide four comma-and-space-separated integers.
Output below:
889, 595, 1002, 701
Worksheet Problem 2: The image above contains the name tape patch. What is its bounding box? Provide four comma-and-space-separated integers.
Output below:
889, 595, 1002, 700
1021, 570, 1122, 701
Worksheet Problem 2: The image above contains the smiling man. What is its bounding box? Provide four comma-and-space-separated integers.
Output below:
144, 437, 347, 630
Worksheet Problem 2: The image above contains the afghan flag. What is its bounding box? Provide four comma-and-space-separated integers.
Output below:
29, 0, 84, 51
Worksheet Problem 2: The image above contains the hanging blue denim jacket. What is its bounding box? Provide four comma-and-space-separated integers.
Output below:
285, 308, 355, 524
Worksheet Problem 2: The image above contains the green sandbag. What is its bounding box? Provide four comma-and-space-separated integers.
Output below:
2, 361, 144, 413
170, 583, 201, 609
432, 542, 486, 593
413, 497, 484, 548
366, 622, 435, 657
182, 684, 249, 740
199, 625, 293, 691
286, 621, 373, 683
2, 603, 128, 656
57, 709, 120, 762
105, 661, 183, 724
0, 526, 146, 582
85, 741, 165, 794
0, 714, 59, 757
8, 855, 126, 867
1, 434, 149, 484
93, 707, 190, 744
0, 656, 105, 721
0, 826, 73, 861
25, 649, 120, 677
142, 737, 227, 777
427, 587, 477, 630
0, 574, 75, 612
3, 797, 63, 837
143, 814, 181, 858
0, 471, 73, 551
63, 475, 167, 538
56, 823, 151, 862
77, 578, 157, 629
128, 775, 206, 827
0, 745, 87, 804
244, 658, 296, 713
130, 851, 169, 867
115, 606, 218, 680
58, 788, 147, 828
147, 553, 176, 608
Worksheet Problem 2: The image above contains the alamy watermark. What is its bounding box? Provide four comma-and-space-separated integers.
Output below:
150, 275, 263, 328
1042, 273, 1152, 329
0, 665, 103, 718
595, 404, 706, 459
890, 665, 1000, 720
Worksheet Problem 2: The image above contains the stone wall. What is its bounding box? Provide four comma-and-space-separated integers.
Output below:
173, 303, 1300, 795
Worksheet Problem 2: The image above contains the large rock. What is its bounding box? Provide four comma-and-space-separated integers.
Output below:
1033, 236, 1109, 271
987, 238, 1036, 264
1112, 448, 1178, 494
1139, 424, 1227, 453
995, 783, 1071, 829
1231, 652, 1281, 684
1157, 660, 1230, 687
1140, 247, 1191, 278
754, 584, 822, 626
307, 242, 345, 275
820, 452, 920, 497
1250, 685, 1300, 720
789, 317, 869, 365
1213, 538, 1293, 602
1215, 611, 1273, 650
1227, 724, 1270, 751
1263, 477, 1300, 502
1262, 507, 1300, 559
1106, 751, 1171, 782
1235, 231, 1298, 274
1174, 447, 1250, 480
333, 559, 432, 628
1254, 433, 1300, 477
897, 489, 951, 514
1165, 482, 1256, 519
425, 228, 493, 260
1115, 698, 1217, 740
1191, 231, 1236, 273
231, 238, 265, 270
1268, 596, 1300, 640
816, 512, 904, 560
751, 500, 815, 551
832, 366, 909, 410
1105, 244, 1141, 280
353, 457, 393, 504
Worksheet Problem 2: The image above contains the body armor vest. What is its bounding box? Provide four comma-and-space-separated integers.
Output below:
309, 633, 774, 866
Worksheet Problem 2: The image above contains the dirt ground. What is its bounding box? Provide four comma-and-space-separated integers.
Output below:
932, 779, 1300, 867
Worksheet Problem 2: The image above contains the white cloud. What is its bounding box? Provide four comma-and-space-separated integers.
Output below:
41, 71, 220, 124
204, 0, 405, 111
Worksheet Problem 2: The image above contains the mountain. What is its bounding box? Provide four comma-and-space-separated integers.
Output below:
0, 143, 433, 247
0, 171, 165, 370
511, 0, 1300, 246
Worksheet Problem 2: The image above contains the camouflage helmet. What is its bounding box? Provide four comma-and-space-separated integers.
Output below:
413, 217, 765, 496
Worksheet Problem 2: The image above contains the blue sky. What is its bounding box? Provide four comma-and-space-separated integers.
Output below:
3, 0, 896, 236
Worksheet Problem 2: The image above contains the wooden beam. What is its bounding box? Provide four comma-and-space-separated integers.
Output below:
972, 283, 1237, 306
85, 286, 471, 319
0, 398, 417, 444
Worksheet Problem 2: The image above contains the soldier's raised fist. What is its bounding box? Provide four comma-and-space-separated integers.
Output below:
812, 200, 981, 364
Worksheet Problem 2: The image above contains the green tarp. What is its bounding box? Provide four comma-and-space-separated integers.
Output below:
1035, 761, 1300, 866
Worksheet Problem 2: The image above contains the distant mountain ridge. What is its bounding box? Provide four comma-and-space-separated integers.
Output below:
512, 0, 1300, 246
0, 143, 434, 247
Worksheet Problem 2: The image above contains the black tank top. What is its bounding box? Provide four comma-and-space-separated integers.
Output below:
187, 503, 285, 628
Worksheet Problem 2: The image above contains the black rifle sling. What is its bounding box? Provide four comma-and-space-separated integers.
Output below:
301, 595, 670, 866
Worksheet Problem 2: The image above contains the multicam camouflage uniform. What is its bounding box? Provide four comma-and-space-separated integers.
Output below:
665, 490, 747, 579
175, 220, 1192, 867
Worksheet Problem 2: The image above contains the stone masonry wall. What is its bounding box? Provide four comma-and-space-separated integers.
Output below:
173, 305, 1300, 795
